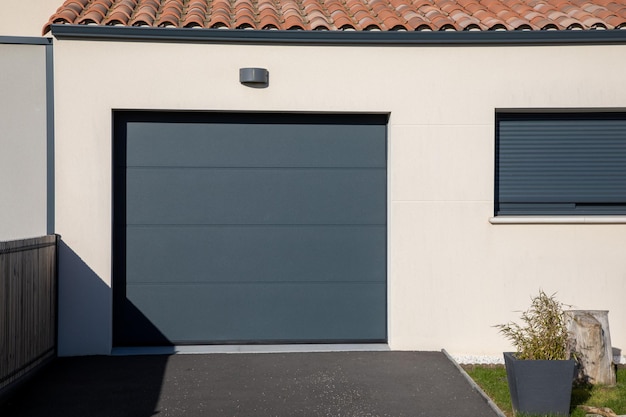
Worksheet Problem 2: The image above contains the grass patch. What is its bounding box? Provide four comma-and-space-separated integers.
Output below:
463, 365, 626, 417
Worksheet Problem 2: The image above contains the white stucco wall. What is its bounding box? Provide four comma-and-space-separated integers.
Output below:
0, 43, 49, 241
0, 0, 58, 37
52, 37, 626, 359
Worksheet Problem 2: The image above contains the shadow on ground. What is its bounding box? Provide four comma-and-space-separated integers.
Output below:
0, 355, 169, 417
0, 351, 499, 417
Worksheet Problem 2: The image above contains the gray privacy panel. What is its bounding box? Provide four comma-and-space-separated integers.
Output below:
127, 226, 386, 284
126, 122, 386, 168
0, 43, 49, 240
126, 168, 386, 225
118, 113, 387, 344
125, 282, 387, 342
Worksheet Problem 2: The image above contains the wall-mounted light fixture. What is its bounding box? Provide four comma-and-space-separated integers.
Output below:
239, 67, 269, 88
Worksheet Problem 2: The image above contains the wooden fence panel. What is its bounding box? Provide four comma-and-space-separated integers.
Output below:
0, 235, 57, 397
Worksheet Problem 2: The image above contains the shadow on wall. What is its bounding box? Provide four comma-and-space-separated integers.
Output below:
57, 240, 112, 356
57, 240, 173, 353
0, 239, 173, 417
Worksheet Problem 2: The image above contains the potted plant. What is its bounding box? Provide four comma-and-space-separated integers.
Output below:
496, 290, 576, 416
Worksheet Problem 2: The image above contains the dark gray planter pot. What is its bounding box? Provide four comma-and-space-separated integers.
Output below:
504, 352, 576, 416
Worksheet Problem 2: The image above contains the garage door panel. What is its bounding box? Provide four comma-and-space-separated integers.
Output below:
125, 282, 387, 343
114, 112, 387, 345
126, 225, 386, 284
126, 168, 386, 225
127, 123, 386, 168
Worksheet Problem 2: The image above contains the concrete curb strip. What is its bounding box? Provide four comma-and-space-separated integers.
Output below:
442, 349, 508, 417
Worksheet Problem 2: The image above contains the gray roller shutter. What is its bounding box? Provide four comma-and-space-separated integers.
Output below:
496, 112, 626, 215
113, 112, 387, 345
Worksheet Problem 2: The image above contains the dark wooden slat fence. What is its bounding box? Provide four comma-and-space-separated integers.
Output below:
0, 235, 57, 399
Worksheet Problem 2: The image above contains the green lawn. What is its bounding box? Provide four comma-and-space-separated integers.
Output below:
463, 365, 626, 417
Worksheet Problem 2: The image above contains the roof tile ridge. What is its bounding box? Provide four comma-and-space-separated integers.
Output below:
437, 0, 461, 14
536, 0, 578, 29
525, 0, 561, 26
76, 0, 114, 25
257, 0, 277, 13
75, 0, 98, 21
319, 0, 352, 29
258, 6, 282, 28
129, 0, 161, 26
410, 0, 441, 31
447, 4, 487, 29
409, 0, 434, 9
437, 0, 486, 29
506, 1, 549, 28
277, 0, 307, 29
495, 0, 536, 29
303, 0, 333, 30
400, 0, 435, 30
534, 0, 559, 13
180, 0, 206, 28
181, 0, 209, 27
207, 0, 235, 28
577, 0, 609, 19
125, 0, 142, 24
103, 0, 138, 25
255, 0, 284, 29
606, 1, 626, 15
611, 2, 626, 19
474, 0, 512, 29
335, 0, 362, 30
349, 0, 381, 31
155, 0, 185, 27
179, 0, 195, 26
416, 0, 462, 30
568, 8, 608, 28
233, 0, 259, 29
346, 0, 372, 26
368, 0, 411, 31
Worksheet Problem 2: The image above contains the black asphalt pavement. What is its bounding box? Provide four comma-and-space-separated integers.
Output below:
1, 351, 500, 417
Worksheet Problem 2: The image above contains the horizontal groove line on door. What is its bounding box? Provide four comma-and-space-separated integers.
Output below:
126, 223, 387, 227
127, 281, 386, 286
125, 166, 386, 170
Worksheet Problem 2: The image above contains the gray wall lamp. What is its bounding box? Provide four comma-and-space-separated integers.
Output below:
239, 67, 269, 88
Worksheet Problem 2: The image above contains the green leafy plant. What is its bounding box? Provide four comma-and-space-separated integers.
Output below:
496, 290, 570, 360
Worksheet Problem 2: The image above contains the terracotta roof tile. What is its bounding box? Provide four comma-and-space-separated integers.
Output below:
53, 8, 80, 23
75, 11, 105, 25
208, 16, 230, 28
42, 0, 626, 34
259, 13, 281, 28
181, 13, 204, 27
107, 4, 133, 20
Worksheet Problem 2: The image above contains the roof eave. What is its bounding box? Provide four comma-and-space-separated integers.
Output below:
49, 24, 626, 46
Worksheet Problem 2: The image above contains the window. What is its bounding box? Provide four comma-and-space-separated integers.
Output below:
495, 112, 626, 216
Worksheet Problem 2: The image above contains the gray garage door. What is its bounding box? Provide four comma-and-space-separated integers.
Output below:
113, 112, 387, 346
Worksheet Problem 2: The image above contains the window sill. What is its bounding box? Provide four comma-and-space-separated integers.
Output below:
489, 216, 626, 224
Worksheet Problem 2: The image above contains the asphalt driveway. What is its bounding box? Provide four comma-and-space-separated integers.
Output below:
1, 351, 500, 417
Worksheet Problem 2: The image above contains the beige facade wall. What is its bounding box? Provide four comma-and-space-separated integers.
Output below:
0, 0, 58, 37
52, 38, 626, 358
